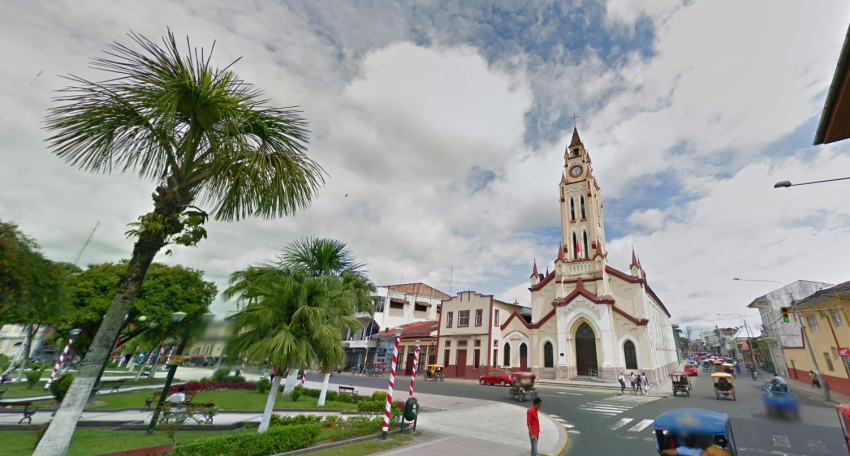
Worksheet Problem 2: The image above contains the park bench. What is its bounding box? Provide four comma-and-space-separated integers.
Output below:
338, 385, 359, 394
0, 401, 38, 424
160, 402, 217, 425
143, 390, 197, 410
98, 379, 126, 394
93, 443, 174, 456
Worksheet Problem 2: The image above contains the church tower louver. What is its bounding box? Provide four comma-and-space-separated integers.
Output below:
494, 127, 679, 385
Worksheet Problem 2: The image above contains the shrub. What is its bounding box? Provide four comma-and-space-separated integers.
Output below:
25, 370, 44, 389
270, 414, 322, 427
356, 400, 384, 412
325, 391, 338, 402
223, 375, 246, 383
301, 388, 321, 398
51, 373, 74, 402
337, 392, 358, 404
371, 391, 388, 402
211, 369, 231, 382
171, 381, 257, 393
256, 378, 271, 395
322, 415, 341, 429
290, 385, 302, 401
171, 423, 321, 456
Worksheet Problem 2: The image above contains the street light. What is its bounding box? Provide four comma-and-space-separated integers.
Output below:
732, 277, 830, 401
147, 312, 214, 434
773, 176, 850, 188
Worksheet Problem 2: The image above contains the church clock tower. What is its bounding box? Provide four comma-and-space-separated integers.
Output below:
557, 128, 607, 276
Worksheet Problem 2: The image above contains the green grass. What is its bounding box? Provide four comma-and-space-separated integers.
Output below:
86, 389, 359, 411
0, 377, 181, 399
0, 428, 228, 456
307, 433, 413, 456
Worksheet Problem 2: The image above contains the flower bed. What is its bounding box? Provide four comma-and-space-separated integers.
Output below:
171, 381, 257, 393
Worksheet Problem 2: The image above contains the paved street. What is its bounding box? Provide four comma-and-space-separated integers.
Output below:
323, 372, 847, 455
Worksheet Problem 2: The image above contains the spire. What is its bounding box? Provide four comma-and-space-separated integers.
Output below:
557, 242, 566, 262
530, 259, 539, 278
569, 127, 582, 147
630, 248, 638, 268
561, 172, 567, 184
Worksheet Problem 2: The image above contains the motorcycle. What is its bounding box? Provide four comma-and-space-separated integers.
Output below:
751, 370, 758, 381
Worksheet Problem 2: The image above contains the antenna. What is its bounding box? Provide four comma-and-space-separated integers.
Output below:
0, 70, 42, 123
72, 221, 101, 266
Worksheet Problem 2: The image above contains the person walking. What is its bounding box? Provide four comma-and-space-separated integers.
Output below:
641, 372, 649, 393
630, 372, 637, 394
527, 397, 543, 456
618, 372, 626, 394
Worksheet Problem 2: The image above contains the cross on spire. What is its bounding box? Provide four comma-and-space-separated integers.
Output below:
570, 111, 580, 128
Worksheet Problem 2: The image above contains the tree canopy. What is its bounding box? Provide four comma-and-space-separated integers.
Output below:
58, 261, 217, 356
0, 220, 71, 325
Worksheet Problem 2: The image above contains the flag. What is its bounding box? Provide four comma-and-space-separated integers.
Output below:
575, 236, 582, 259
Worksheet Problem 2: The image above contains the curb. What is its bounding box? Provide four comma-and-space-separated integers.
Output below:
539, 411, 569, 456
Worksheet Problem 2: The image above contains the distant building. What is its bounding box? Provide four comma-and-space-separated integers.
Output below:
814, 24, 850, 145
371, 320, 439, 375
187, 311, 239, 364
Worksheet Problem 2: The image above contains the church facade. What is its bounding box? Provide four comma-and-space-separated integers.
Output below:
498, 128, 679, 384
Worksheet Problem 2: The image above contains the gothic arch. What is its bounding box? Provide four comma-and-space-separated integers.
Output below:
569, 196, 576, 221
503, 342, 511, 367
572, 230, 579, 259
538, 336, 558, 368
580, 195, 586, 219
618, 334, 641, 371
543, 341, 554, 368
582, 229, 589, 259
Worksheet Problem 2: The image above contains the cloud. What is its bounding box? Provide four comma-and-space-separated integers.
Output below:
627, 208, 666, 232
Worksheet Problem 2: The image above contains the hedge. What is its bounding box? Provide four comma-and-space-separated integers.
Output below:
171, 423, 321, 456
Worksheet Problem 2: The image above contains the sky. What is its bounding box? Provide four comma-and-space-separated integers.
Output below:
1, 0, 849, 335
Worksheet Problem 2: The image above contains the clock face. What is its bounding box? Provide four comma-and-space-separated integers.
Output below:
570, 165, 582, 177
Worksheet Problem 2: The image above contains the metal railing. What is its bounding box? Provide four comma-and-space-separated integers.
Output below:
588, 368, 600, 378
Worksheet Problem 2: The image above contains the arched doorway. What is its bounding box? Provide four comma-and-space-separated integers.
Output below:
519, 343, 528, 370
503, 343, 511, 367
624, 340, 638, 370
575, 322, 598, 376
543, 342, 554, 368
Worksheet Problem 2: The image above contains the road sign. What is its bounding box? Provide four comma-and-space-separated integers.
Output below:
838, 347, 850, 357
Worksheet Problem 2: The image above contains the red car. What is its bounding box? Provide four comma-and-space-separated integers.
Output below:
480, 369, 514, 386
684, 364, 699, 376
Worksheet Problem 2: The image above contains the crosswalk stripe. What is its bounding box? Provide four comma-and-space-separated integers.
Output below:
627, 419, 654, 433
610, 418, 633, 430
807, 439, 830, 453
773, 435, 791, 448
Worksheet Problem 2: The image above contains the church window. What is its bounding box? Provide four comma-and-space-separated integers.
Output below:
624, 341, 638, 370
580, 195, 586, 219
543, 341, 554, 368
504, 343, 511, 367
572, 232, 579, 259
569, 197, 576, 221
582, 230, 589, 259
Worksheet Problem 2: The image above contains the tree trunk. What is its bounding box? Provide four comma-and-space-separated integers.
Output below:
258, 375, 282, 433
15, 324, 34, 383
33, 194, 181, 456
281, 367, 298, 396
317, 371, 331, 406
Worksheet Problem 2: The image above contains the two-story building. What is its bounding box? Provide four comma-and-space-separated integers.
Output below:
371, 320, 439, 375
343, 282, 449, 370
781, 280, 850, 395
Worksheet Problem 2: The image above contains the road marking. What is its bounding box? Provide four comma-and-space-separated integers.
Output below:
549, 414, 560, 418
627, 419, 654, 433
610, 418, 633, 430
772, 435, 791, 448
556, 391, 584, 395
807, 439, 830, 453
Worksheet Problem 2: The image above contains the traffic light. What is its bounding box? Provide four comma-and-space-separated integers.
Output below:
781, 307, 790, 323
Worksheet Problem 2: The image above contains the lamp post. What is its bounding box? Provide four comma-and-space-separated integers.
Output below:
733, 278, 830, 401
146, 312, 213, 434
774, 176, 850, 188
381, 327, 402, 440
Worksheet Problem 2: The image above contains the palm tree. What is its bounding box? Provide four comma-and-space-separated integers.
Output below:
34, 30, 324, 456
227, 271, 352, 432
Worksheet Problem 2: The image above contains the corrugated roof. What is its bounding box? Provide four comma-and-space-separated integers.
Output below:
383, 283, 450, 300
372, 320, 439, 338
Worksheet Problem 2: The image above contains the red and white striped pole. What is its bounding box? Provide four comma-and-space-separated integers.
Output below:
44, 332, 78, 389
409, 340, 420, 397
301, 366, 306, 386
381, 332, 402, 439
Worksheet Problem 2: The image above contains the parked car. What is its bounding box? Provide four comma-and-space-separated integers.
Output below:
480, 369, 514, 386
684, 364, 699, 376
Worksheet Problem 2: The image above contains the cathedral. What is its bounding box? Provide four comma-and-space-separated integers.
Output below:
499, 128, 679, 384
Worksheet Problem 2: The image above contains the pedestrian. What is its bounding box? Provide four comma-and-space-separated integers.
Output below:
527, 397, 542, 456
641, 372, 649, 392
618, 372, 626, 394
809, 370, 821, 388
630, 372, 637, 394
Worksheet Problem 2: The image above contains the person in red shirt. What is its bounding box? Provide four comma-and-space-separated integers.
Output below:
527, 397, 543, 456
